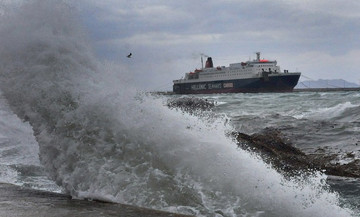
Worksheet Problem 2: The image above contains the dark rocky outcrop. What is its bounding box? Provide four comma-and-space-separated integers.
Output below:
232, 129, 309, 175
233, 128, 360, 178
167, 97, 215, 114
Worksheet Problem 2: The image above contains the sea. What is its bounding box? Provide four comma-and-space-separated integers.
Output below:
0, 1, 359, 217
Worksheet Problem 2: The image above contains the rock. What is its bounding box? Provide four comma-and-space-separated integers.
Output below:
233, 128, 360, 178
167, 97, 214, 114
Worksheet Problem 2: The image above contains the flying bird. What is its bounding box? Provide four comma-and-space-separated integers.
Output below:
127, 53, 132, 58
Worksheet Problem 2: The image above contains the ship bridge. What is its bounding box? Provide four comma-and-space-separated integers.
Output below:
250, 52, 280, 74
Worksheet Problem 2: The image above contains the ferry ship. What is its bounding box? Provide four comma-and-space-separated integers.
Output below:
173, 52, 301, 94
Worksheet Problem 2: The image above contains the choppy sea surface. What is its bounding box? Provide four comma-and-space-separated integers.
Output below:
0, 1, 359, 216
202, 91, 360, 211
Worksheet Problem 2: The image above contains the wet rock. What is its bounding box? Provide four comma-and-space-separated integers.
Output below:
232, 128, 312, 176
233, 128, 360, 178
167, 97, 215, 114
346, 152, 355, 158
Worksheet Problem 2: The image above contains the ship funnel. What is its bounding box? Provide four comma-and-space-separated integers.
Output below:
256, 52, 261, 61
205, 57, 213, 68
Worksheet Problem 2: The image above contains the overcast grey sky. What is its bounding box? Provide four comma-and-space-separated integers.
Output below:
25, 1, 360, 90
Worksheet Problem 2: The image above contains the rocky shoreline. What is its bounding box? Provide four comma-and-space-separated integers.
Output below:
233, 128, 360, 178
168, 97, 360, 178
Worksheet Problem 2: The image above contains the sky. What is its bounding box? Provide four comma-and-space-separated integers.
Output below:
5, 0, 360, 90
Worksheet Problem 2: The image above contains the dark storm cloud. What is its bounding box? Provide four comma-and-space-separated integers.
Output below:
78, 0, 360, 89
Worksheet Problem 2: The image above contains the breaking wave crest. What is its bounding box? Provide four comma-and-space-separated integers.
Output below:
293, 102, 359, 121
0, 1, 354, 216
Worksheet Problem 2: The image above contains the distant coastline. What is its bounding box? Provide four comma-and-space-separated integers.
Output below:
152, 87, 360, 95
294, 87, 360, 92
296, 79, 360, 89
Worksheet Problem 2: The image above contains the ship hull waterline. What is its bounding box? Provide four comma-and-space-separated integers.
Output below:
173, 73, 301, 94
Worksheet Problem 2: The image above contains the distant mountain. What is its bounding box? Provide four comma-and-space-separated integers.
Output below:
295, 79, 360, 89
